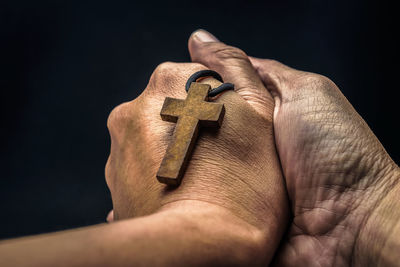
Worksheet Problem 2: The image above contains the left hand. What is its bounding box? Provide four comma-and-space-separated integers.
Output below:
105, 42, 289, 264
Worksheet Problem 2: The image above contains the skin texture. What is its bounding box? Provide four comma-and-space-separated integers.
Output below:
105, 61, 289, 261
188, 29, 400, 266
0, 202, 279, 267
0, 49, 289, 266
250, 57, 400, 267
0, 29, 399, 266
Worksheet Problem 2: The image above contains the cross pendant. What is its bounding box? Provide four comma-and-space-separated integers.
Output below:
156, 82, 225, 186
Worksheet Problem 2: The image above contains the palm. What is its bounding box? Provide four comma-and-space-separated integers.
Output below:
270, 73, 390, 266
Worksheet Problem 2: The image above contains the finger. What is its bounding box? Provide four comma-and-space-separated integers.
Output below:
106, 210, 114, 222
188, 29, 274, 118
248, 56, 301, 98
147, 62, 209, 99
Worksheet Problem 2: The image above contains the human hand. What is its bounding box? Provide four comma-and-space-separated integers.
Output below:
250, 56, 400, 266
188, 29, 400, 266
105, 51, 289, 263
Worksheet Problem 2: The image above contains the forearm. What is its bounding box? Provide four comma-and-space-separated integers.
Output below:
0, 201, 265, 266
357, 166, 400, 266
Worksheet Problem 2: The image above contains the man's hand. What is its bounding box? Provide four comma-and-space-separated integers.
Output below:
188, 29, 400, 266
105, 60, 289, 263
250, 56, 400, 266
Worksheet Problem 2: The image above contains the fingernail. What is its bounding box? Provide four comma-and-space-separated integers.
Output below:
192, 29, 219, 42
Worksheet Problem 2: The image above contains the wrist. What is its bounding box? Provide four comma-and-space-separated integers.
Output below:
355, 164, 400, 266
158, 200, 270, 265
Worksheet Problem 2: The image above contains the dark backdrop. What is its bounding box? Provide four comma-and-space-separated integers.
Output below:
0, 0, 397, 239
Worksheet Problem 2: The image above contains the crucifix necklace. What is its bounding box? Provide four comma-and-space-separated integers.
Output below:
156, 70, 234, 186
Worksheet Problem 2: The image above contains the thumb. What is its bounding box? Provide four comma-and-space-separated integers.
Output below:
248, 56, 300, 99
188, 29, 274, 119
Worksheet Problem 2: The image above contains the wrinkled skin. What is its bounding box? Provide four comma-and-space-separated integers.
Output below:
187, 30, 398, 266
106, 29, 399, 266
250, 57, 399, 266
105, 61, 289, 264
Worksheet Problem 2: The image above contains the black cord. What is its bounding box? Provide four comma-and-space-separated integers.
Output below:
185, 70, 234, 97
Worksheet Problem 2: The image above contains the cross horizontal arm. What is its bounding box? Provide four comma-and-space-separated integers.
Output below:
196, 102, 225, 127
160, 97, 185, 122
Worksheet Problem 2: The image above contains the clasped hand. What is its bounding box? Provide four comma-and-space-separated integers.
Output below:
106, 30, 400, 266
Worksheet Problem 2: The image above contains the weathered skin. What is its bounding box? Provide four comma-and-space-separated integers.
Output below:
188, 29, 400, 266
0, 29, 398, 267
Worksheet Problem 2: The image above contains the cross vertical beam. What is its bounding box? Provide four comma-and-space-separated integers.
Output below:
156, 82, 225, 186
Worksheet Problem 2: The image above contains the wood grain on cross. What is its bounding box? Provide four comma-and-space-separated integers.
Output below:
156, 82, 225, 186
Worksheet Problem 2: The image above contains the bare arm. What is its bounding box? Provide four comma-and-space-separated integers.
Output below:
0, 42, 289, 266
0, 201, 265, 267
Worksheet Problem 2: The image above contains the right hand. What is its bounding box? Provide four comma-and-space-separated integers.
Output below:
250, 57, 399, 266
188, 29, 400, 266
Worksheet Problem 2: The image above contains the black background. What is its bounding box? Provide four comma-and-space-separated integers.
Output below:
0, 0, 397, 239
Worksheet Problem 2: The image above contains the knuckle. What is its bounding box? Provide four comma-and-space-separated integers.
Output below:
302, 74, 337, 91
306, 73, 332, 85
152, 61, 176, 81
266, 59, 282, 67
154, 61, 175, 73
290, 73, 340, 100
149, 61, 179, 93
149, 62, 207, 96
107, 101, 132, 132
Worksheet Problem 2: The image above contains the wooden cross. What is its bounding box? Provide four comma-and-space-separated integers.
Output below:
156, 82, 225, 186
